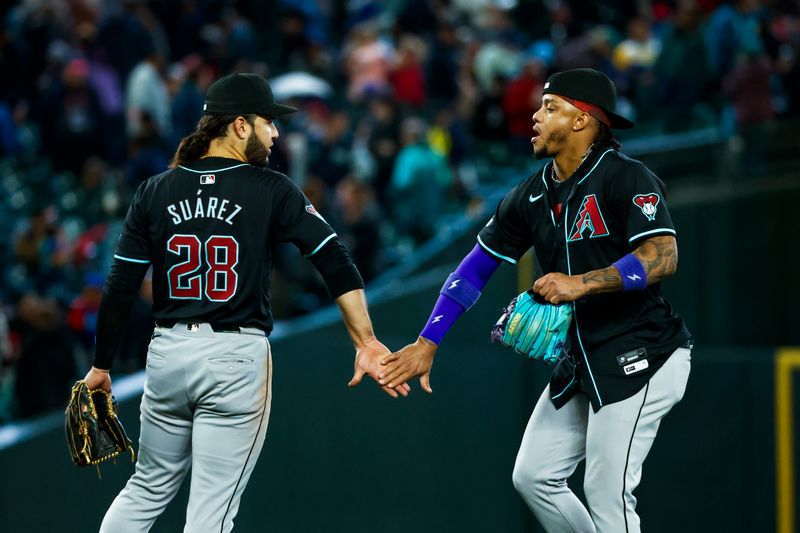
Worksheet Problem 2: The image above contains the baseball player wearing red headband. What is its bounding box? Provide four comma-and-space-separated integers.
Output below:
380, 68, 692, 532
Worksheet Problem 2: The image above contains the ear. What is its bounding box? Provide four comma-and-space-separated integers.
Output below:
572, 112, 592, 132
231, 116, 250, 140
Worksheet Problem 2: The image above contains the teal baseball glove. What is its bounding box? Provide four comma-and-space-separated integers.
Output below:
490, 290, 572, 364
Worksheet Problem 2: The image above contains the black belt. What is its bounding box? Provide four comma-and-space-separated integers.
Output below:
156, 320, 242, 333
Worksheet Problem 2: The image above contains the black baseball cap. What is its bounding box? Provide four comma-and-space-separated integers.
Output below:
203, 72, 298, 117
542, 68, 633, 129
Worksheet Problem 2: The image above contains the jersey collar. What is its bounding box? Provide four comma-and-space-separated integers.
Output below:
179, 156, 250, 173
539, 147, 614, 190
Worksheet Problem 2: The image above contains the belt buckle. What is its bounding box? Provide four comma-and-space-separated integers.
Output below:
187, 323, 200, 332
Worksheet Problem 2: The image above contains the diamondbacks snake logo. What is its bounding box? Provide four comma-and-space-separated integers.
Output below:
632, 193, 660, 221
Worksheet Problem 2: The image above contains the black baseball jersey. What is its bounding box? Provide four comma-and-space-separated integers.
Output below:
478, 148, 691, 411
114, 156, 339, 333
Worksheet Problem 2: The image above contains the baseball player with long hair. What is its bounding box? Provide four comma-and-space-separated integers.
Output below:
380, 68, 692, 532
82, 72, 409, 532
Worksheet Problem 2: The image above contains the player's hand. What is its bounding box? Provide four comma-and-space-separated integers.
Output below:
83, 366, 112, 392
532, 273, 587, 304
378, 337, 436, 394
348, 338, 411, 398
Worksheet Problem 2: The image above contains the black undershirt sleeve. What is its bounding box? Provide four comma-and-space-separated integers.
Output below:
307, 237, 365, 299
92, 258, 150, 370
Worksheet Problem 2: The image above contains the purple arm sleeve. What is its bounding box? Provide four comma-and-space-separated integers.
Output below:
419, 244, 502, 344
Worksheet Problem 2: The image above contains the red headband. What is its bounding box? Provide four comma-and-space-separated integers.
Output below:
557, 95, 611, 127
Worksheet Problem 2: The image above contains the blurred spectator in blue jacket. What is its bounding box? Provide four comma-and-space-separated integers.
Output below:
39, 58, 106, 173
126, 111, 170, 186
168, 54, 212, 146
649, 0, 713, 131
125, 40, 171, 140
14, 206, 70, 293
704, 0, 766, 79
389, 117, 452, 245
96, 0, 155, 83
0, 102, 21, 157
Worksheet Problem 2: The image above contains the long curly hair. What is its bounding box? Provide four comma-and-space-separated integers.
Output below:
169, 114, 256, 167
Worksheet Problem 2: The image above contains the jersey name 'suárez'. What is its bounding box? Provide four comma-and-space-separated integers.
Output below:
167, 196, 243, 226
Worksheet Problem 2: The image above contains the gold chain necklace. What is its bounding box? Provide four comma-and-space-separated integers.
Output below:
550, 144, 595, 183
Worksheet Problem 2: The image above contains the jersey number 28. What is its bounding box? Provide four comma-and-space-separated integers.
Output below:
167, 234, 238, 301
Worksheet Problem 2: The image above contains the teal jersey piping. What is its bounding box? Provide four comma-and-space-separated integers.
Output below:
178, 164, 249, 173
628, 227, 676, 244
477, 235, 518, 264
563, 204, 603, 407
304, 233, 337, 257
114, 254, 151, 264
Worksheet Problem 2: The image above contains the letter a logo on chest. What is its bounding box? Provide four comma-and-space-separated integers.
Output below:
568, 194, 610, 242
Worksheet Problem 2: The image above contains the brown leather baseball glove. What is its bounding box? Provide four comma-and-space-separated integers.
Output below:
65, 380, 134, 470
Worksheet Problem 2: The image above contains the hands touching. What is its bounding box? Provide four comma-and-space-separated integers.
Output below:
348, 338, 411, 398
378, 336, 437, 394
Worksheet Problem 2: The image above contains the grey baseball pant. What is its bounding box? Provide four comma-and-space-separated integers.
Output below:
100, 322, 272, 533
512, 346, 691, 533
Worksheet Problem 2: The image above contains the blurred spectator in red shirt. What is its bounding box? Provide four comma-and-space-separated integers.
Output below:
503, 56, 545, 154
390, 34, 427, 108
723, 49, 775, 127
67, 271, 103, 353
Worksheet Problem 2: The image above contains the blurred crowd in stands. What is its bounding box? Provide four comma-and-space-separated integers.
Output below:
0, 0, 798, 421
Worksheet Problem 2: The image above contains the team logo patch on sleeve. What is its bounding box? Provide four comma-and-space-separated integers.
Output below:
632, 193, 660, 221
305, 204, 328, 223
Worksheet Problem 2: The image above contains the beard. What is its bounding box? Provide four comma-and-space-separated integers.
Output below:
244, 132, 270, 167
533, 129, 567, 160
